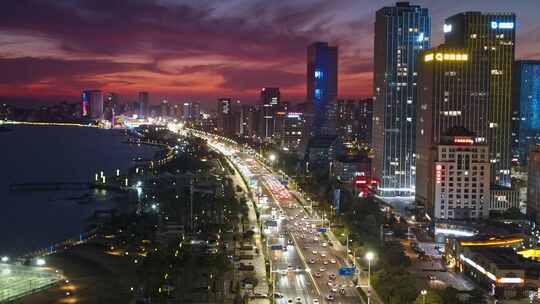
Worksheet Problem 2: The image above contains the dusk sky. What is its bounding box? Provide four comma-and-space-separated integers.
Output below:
1, 0, 539, 105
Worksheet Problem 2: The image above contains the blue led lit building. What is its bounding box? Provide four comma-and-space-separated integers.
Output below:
307, 42, 338, 136
512, 60, 540, 165
372, 2, 431, 196
81, 89, 103, 119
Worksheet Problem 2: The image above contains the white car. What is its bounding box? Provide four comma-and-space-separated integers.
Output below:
319, 267, 326, 272
312, 250, 318, 255
322, 242, 327, 247
323, 260, 329, 265
330, 259, 336, 264
321, 253, 327, 258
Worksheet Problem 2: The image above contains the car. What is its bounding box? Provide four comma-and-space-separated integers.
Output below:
287, 265, 294, 271
339, 288, 346, 295
319, 267, 326, 272
321, 253, 327, 258
331, 287, 338, 293
326, 294, 335, 301
251, 292, 268, 298
314, 237, 319, 241
329, 273, 336, 280
314, 272, 321, 278
309, 258, 316, 264
312, 250, 318, 255
328, 242, 334, 247
323, 260, 328, 265
288, 299, 294, 304
296, 296, 302, 303
330, 259, 336, 264
313, 300, 319, 304
327, 281, 334, 287
273, 292, 284, 299
322, 242, 328, 247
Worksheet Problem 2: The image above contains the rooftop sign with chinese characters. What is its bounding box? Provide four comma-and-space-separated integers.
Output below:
491, 21, 514, 30
424, 52, 468, 62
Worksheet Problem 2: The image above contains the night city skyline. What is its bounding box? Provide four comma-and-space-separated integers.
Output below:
1, 0, 540, 104
3, 1, 540, 304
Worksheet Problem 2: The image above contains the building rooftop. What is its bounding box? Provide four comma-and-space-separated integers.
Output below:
469, 247, 524, 269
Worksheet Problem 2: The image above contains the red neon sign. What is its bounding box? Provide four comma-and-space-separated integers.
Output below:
454, 137, 474, 145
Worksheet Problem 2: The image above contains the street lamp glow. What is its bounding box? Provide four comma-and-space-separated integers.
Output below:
365, 251, 374, 261
1, 256, 8, 263
36, 258, 46, 266
269, 154, 276, 162
421, 289, 427, 295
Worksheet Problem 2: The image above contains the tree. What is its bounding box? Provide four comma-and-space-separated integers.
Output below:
415, 290, 444, 304
439, 287, 459, 303
464, 289, 484, 304
381, 241, 410, 268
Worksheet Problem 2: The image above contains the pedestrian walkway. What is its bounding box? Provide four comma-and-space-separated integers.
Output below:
226, 158, 270, 304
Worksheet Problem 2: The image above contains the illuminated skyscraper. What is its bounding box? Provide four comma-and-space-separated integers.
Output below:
138, 91, 149, 118
81, 89, 103, 119
307, 42, 338, 136
372, 2, 431, 196
527, 144, 540, 221
217, 98, 240, 138
443, 12, 516, 186
512, 60, 540, 164
416, 47, 483, 210
260, 87, 280, 139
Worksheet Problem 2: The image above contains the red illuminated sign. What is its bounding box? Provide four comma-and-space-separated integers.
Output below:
435, 164, 444, 184
454, 137, 474, 145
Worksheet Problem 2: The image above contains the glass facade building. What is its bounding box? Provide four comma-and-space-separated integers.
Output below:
81, 89, 103, 119
512, 60, 540, 165
373, 2, 431, 196
307, 42, 338, 136
444, 12, 516, 187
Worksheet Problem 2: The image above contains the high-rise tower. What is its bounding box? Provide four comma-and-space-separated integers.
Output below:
373, 2, 431, 196
443, 12, 516, 186
307, 42, 338, 136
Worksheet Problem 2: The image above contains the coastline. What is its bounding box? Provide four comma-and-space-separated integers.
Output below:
3, 124, 178, 303
0, 125, 158, 257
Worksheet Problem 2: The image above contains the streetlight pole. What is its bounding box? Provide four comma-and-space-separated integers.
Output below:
365, 251, 374, 304
345, 233, 350, 264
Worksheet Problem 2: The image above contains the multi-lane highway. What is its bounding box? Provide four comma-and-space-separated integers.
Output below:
182, 128, 368, 304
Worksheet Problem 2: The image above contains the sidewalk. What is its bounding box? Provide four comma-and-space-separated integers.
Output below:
226, 158, 270, 304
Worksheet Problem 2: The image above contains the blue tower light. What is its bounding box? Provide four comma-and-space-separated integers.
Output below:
314, 88, 322, 99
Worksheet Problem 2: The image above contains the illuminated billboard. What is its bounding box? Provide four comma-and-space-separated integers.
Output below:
424, 52, 468, 62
